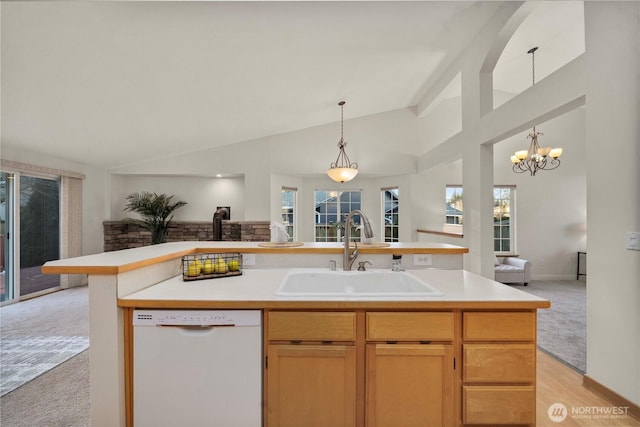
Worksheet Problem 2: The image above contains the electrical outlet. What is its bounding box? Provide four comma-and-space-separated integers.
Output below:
627, 231, 640, 251
242, 253, 256, 266
413, 254, 432, 266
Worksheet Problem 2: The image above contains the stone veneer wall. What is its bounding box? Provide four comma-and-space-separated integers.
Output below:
103, 221, 270, 252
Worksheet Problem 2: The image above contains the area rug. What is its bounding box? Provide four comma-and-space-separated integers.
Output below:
0, 336, 89, 397
519, 280, 586, 372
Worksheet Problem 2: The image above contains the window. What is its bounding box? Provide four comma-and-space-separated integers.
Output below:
314, 190, 361, 242
382, 187, 399, 242
445, 185, 463, 224
445, 185, 516, 254
281, 187, 296, 242
493, 186, 514, 253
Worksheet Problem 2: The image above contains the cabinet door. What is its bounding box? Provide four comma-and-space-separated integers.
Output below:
366, 344, 454, 427
267, 344, 356, 427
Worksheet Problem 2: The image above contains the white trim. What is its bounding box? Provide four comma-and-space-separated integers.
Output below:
0, 159, 85, 180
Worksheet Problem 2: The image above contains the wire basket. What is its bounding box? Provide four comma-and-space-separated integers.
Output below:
182, 252, 243, 281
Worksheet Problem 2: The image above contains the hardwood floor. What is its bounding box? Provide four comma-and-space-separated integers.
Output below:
537, 350, 640, 426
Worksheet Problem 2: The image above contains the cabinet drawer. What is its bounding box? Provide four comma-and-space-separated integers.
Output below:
463, 385, 535, 424
366, 312, 454, 341
268, 311, 356, 341
463, 344, 535, 383
463, 312, 535, 341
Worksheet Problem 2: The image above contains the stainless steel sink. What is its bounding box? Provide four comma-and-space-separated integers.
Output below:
275, 269, 443, 297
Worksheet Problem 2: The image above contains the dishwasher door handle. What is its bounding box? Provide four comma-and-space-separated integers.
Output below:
162, 325, 238, 337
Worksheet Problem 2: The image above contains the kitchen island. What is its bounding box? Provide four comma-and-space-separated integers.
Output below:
43, 242, 549, 427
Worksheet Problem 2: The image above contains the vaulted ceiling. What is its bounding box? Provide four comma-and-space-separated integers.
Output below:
1, 1, 583, 170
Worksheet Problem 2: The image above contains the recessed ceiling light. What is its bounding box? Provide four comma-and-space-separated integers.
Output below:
216, 174, 222, 178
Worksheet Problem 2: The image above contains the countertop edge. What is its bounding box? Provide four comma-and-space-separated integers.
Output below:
117, 299, 550, 310
43, 243, 469, 275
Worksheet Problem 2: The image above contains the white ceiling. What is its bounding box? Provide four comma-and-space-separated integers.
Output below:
1, 1, 583, 170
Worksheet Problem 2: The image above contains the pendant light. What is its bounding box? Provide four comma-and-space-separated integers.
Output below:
327, 101, 358, 183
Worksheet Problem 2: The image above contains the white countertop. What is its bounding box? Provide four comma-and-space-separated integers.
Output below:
119, 268, 550, 309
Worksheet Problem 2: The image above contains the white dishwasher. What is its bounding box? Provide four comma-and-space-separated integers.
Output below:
133, 309, 262, 427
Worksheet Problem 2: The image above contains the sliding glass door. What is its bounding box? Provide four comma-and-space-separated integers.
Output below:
19, 175, 60, 296
1, 173, 15, 303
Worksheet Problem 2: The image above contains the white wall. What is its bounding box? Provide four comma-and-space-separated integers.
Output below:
584, 1, 640, 406
110, 174, 245, 221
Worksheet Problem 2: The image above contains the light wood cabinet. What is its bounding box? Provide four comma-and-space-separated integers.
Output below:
365, 312, 454, 427
366, 344, 453, 427
463, 385, 535, 425
267, 344, 356, 427
463, 343, 535, 383
265, 309, 539, 427
268, 311, 356, 342
462, 311, 537, 426
266, 311, 357, 427
366, 312, 454, 341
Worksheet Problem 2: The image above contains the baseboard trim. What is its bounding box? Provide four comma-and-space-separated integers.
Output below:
583, 375, 640, 421
531, 275, 579, 281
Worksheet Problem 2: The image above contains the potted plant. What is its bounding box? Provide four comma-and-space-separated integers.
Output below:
124, 192, 187, 244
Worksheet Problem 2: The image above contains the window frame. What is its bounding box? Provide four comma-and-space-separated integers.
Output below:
493, 185, 516, 254
314, 189, 362, 242
381, 187, 399, 242
281, 186, 297, 242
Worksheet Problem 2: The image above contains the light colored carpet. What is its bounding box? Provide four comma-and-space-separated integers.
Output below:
1, 335, 89, 396
517, 279, 586, 372
0, 286, 90, 426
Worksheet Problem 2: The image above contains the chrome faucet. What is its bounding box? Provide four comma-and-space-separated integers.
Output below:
343, 209, 374, 270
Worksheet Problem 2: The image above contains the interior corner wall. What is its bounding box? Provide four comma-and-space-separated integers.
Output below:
584, 1, 640, 406
270, 174, 304, 241
372, 175, 413, 242
413, 159, 463, 245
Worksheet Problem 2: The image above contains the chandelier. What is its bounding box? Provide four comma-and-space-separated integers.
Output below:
327, 101, 358, 183
511, 47, 563, 176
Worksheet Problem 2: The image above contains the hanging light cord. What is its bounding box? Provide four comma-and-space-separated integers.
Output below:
528, 47, 538, 133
